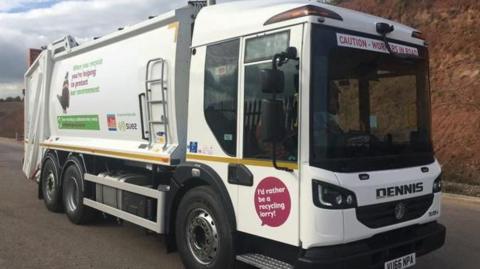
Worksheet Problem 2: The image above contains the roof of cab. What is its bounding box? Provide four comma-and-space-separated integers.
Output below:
192, 0, 423, 47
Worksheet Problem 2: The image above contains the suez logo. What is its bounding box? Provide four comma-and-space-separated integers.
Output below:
106, 113, 138, 132
376, 183, 424, 199
118, 121, 138, 131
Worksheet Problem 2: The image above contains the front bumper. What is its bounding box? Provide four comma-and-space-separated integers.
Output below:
296, 221, 445, 269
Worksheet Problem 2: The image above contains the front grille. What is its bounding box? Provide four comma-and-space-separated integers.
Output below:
356, 194, 434, 228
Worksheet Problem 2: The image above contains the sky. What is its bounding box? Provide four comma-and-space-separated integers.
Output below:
0, 0, 240, 99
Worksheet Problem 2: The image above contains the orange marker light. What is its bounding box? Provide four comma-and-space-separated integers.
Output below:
412, 31, 425, 40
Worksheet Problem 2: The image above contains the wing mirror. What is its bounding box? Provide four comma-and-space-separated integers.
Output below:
261, 69, 285, 94
260, 46, 298, 94
283, 47, 298, 60
260, 99, 285, 143
259, 46, 298, 172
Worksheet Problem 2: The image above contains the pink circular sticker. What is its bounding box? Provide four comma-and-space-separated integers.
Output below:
254, 177, 291, 227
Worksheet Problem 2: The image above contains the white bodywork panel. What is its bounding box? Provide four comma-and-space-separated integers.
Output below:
24, 6, 197, 172
46, 23, 178, 159
23, 51, 52, 180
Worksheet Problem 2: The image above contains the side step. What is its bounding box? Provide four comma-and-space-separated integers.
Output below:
236, 254, 293, 269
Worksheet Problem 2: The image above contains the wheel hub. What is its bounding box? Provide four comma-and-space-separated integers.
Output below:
45, 172, 55, 200
186, 208, 219, 265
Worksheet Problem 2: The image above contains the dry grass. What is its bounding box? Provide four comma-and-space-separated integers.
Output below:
341, 0, 480, 187
444, 181, 480, 198
0, 102, 23, 138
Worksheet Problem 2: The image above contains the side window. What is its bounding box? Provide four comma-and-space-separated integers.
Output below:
245, 32, 290, 63
204, 39, 240, 156
243, 32, 299, 162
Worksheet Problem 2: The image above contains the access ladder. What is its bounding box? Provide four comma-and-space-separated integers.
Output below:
144, 58, 168, 149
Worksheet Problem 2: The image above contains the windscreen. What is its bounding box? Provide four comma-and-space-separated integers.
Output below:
310, 25, 434, 172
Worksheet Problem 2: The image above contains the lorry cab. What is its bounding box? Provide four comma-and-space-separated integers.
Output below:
185, 0, 445, 267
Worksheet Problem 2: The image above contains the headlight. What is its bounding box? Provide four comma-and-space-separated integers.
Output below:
433, 175, 442, 193
312, 180, 357, 209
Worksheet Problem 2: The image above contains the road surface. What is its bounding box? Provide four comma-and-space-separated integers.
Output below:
0, 139, 479, 269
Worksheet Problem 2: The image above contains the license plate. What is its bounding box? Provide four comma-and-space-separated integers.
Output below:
384, 253, 416, 269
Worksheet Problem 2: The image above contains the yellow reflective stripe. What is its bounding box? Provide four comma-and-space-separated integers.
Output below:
40, 143, 170, 164
186, 154, 298, 170
39, 143, 298, 169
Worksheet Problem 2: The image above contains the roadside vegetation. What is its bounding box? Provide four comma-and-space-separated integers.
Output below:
340, 0, 480, 197
0, 100, 23, 139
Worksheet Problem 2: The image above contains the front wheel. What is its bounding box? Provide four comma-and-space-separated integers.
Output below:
175, 186, 235, 269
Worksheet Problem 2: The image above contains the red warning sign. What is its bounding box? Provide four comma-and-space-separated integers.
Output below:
254, 177, 291, 227
336, 33, 419, 57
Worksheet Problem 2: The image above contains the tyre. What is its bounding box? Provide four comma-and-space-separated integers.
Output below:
175, 186, 235, 269
40, 154, 63, 212
62, 157, 96, 224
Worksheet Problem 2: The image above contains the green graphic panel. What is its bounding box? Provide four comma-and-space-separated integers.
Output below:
58, 115, 100, 130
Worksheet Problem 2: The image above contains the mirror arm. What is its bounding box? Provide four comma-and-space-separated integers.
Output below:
269, 54, 293, 173
272, 141, 293, 172
272, 54, 280, 70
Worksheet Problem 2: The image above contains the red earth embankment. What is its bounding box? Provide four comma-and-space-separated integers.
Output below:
0, 102, 23, 139
340, 0, 480, 192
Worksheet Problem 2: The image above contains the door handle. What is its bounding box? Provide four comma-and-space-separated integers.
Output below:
138, 93, 148, 140
228, 163, 253, 186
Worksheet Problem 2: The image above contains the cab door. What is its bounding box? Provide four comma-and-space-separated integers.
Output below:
235, 25, 304, 246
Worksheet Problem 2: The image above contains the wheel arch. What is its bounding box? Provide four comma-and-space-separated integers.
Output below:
165, 161, 237, 251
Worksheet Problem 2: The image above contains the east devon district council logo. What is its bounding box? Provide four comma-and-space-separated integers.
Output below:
107, 114, 117, 131
57, 72, 70, 114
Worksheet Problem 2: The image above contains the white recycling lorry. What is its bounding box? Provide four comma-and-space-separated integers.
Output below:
23, 0, 446, 268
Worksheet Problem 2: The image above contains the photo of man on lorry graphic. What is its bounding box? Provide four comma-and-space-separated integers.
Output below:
57, 72, 70, 114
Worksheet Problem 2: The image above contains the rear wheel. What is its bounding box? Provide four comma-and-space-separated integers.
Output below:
175, 186, 235, 269
62, 157, 96, 224
40, 154, 63, 212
